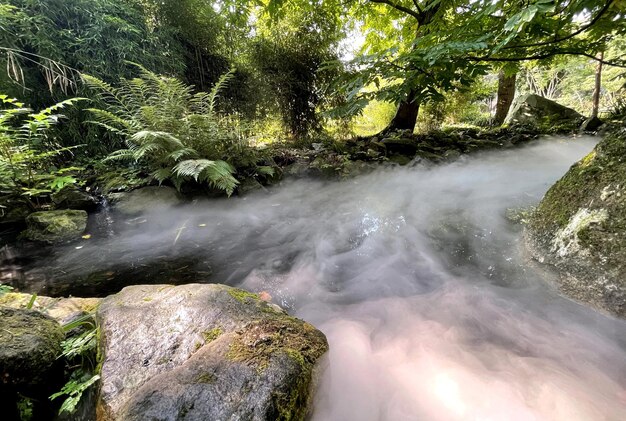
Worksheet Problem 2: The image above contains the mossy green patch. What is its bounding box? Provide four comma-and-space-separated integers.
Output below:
20, 210, 87, 244
195, 373, 216, 384
226, 316, 327, 421
527, 127, 626, 317
226, 316, 327, 373
202, 328, 223, 343
227, 288, 259, 304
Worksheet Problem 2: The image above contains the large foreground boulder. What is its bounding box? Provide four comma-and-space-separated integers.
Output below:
20, 210, 87, 244
96, 284, 328, 421
505, 93, 584, 128
525, 128, 626, 318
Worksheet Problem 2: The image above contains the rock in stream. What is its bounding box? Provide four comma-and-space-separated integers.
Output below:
96, 283, 328, 421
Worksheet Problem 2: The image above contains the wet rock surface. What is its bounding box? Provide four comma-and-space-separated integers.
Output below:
20, 210, 88, 244
107, 186, 183, 215
96, 283, 328, 421
526, 127, 626, 317
52, 187, 98, 211
0, 292, 100, 325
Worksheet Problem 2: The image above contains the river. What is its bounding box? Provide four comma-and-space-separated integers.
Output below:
6, 135, 626, 420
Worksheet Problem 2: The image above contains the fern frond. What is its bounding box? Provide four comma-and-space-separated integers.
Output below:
173, 158, 238, 195
151, 168, 171, 185
103, 149, 136, 162
256, 166, 275, 177
86, 108, 134, 133
166, 147, 197, 161
131, 131, 184, 148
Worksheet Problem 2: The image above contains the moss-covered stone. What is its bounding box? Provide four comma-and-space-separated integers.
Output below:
0, 292, 100, 325
97, 283, 328, 421
20, 210, 87, 244
0, 307, 64, 387
107, 186, 182, 215
505, 94, 584, 128
526, 127, 626, 317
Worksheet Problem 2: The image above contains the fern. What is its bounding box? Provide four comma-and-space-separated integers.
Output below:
0, 94, 84, 200
173, 159, 238, 195
85, 65, 252, 195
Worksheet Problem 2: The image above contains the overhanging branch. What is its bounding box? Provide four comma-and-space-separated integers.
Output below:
468, 50, 626, 69
502, 0, 614, 50
369, 0, 422, 20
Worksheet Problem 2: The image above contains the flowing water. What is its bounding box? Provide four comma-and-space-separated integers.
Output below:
6, 135, 626, 420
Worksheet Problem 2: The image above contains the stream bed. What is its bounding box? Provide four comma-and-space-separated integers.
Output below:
4, 135, 626, 420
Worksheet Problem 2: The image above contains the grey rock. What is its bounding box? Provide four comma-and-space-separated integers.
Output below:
580, 116, 604, 132
0, 199, 30, 225
52, 187, 98, 210
504, 94, 584, 127
96, 284, 328, 421
525, 129, 626, 317
20, 210, 87, 244
0, 307, 64, 388
107, 186, 182, 215
0, 292, 100, 326
237, 178, 264, 195
284, 161, 311, 179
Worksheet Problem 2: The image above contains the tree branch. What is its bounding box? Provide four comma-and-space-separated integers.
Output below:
468, 50, 626, 69
369, 0, 422, 20
503, 0, 614, 50
411, 0, 422, 14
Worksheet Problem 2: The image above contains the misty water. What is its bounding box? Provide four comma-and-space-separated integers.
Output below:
7, 135, 626, 419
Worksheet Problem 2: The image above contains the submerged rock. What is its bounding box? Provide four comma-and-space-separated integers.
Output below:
20, 210, 87, 244
107, 186, 182, 215
526, 128, 626, 317
505, 94, 584, 128
96, 283, 328, 421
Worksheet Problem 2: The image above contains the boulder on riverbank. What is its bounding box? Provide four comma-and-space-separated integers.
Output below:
0, 307, 64, 387
20, 210, 88, 244
0, 292, 100, 325
52, 187, 98, 211
525, 128, 626, 318
107, 186, 183, 215
505, 94, 584, 128
96, 283, 328, 421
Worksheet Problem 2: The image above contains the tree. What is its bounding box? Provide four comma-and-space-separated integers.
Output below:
250, 4, 344, 137
331, 0, 626, 133
494, 70, 517, 125
0, 0, 183, 105
592, 51, 604, 118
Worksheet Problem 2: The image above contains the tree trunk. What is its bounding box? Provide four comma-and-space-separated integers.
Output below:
592, 51, 604, 118
380, 3, 442, 134
386, 96, 420, 132
494, 71, 516, 125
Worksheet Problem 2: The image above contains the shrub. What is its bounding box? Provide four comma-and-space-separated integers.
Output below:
84, 65, 244, 194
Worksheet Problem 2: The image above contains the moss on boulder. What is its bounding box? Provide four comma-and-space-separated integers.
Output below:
526, 127, 626, 317
0, 307, 64, 387
505, 94, 584, 129
20, 210, 87, 244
